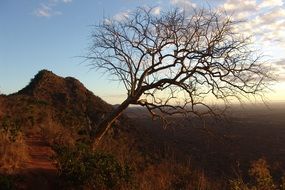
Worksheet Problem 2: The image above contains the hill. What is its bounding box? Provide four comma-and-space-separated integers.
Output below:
17, 69, 112, 121
0, 70, 140, 189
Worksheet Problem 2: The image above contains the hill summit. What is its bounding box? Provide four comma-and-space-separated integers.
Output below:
0, 69, 116, 144
17, 69, 111, 113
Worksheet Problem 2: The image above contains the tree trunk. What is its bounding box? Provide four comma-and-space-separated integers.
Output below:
91, 96, 134, 146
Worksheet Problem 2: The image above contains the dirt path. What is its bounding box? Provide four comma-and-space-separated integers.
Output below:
17, 133, 58, 190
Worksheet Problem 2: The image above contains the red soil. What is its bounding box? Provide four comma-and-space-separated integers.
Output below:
17, 133, 58, 190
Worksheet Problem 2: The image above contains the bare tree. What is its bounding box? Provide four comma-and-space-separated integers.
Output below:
87, 7, 271, 143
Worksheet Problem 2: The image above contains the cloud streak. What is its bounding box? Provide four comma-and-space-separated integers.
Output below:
34, 0, 72, 18
221, 0, 285, 45
170, 0, 197, 9
113, 9, 132, 21
168, 0, 285, 50
258, 0, 283, 9
270, 58, 285, 81
168, 0, 285, 81
62, 0, 72, 3
34, 4, 61, 17
152, 6, 161, 15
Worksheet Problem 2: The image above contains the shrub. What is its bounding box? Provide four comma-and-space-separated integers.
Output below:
53, 143, 134, 189
39, 119, 75, 147
281, 176, 285, 190
0, 175, 14, 190
0, 116, 21, 142
229, 178, 250, 190
229, 158, 285, 190
0, 116, 28, 174
136, 159, 223, 190
0, 132, 29, 174
249, 158, 275, 190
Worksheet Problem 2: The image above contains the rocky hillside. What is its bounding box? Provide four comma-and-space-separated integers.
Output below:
0, 69, 140, 147
0, 70, 141, 188
18, 70, 111, 111
18, 70, 112, 124
0, 70, 122, 142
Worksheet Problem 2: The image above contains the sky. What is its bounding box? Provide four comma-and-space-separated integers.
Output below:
1, 0, 285, 104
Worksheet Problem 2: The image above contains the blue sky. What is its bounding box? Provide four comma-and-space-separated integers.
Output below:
1, 0, 285, 104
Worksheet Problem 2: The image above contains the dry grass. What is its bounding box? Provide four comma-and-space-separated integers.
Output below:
0, 132, 29, 174
98, 130, 144, 166
98, 131, 224, 189
97, 127, 227, 189
229, 158, 285, 190
39, 117, 75, 147
136, 159, 225, 190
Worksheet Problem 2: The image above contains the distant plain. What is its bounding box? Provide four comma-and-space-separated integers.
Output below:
126, 103, 285, 176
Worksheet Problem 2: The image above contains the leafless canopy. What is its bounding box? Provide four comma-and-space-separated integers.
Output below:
88, 7, 271, 141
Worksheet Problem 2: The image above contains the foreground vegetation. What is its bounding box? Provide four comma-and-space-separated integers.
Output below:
0, 70, 284, 189
53, 143, 134, 189
1, 113, 285, 190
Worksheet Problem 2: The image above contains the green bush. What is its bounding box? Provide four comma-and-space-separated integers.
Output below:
0, 116, 21, 142
0, 175, 14, 190
53, 143, 133, 189
229, 158, 285, 190
281, 176, 285, 190
248, 158, 275, 190
229, 178, 250, 190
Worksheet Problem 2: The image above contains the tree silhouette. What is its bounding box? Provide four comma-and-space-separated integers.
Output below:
87, 7, 271, 143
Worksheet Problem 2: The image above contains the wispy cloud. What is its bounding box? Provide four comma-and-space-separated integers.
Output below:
62, 0, 72, 3
166, 0, 285, 74
270, 58, 285, 81
113, 9, 132, 21
152, 6, 161, 15
170, 0, 197, 9
222, 0, 285, 20
275, 59, 285, 67
258, 0, 283, 9
34, 3, 61, 18
33, 0, 72, 18
169, 0, 285, 47
112, 6, 161, 22
215, 0, 285, 54
222, 0, 257, 19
